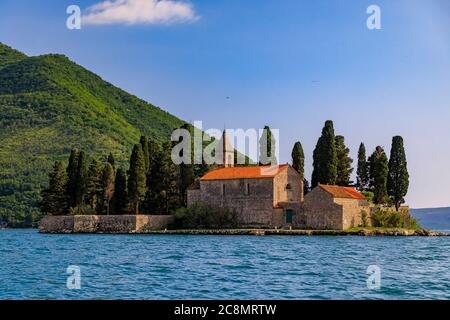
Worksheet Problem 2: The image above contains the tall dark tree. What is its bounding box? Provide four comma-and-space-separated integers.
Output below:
112, 168, 127, 214
74, 150, 88, 208
387, 136, 409, 211
145, 142, 180, 214
335, 135, 353, 186
66, 148, 80, 208
127, 144, 146, 214
303, 178, 310, 196
140, 136, 150, 173
311, 120, 337, 188
291, 141, 305, 180
147, 138, 160, 172
178, 125, 195, 206
369, 146, 389, 204
194, 160, 210, 179
102, 163, 115, 215
85, 159, 103, 212
259, 126, 277, 165
41, 161, 68, 215
356, 143, 370, 191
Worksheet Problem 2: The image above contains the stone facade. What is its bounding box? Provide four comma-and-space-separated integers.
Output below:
187, 165, 304, 228
297, 186, 370, 230
39, 215, 174, 234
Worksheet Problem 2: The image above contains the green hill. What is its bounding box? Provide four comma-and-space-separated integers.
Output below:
0, 43, 186, 227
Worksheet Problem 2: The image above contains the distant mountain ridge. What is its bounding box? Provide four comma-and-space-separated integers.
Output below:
410, 207, 450, 231
0, 42, 185, 226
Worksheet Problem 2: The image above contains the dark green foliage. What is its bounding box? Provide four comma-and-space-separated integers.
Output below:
369, 146, 389, 204
259, 126, 277, 165
360, 209, 369, 227
303, 178, 310, 196
66, 149, 80, 208
107, 153, 115, 170
361, 191, 374, 204
85, 159, 103, 212
0, 43, 26, 68
74, 151, 88, 210
371, 207, 418, 229
176, 124, 195, 206
387, 136, 409, 211
335, 135, 353, 186
127, 144, 146, 214
140, 136, 150, 173
291, 141, 305, 180
0, 43, 185, 226
144, 142, 180, 214
40, 161, 68, 215
101, 163, 115, 215
356, 143, 370, 191
194, 160, 210, 179
112, 168, 127, 214
311, 120, 337, 188
174, 202, 238, 229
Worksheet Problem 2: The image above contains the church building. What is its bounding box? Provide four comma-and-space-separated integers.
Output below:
187, 131, 369, 230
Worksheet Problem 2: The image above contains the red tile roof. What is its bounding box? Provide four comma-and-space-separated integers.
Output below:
200, 164, 289, 181
319, 184, 366, 199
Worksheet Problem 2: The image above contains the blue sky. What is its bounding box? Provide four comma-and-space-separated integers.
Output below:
1, 0, 449, 208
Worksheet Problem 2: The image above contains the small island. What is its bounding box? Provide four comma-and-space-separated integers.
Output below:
38, 121, 447, 236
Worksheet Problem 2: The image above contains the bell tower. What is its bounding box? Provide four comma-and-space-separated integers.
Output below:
222, 129, 234, 167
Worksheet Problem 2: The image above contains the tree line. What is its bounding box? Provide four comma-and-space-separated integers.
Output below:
41, 128, 207, 215
290, 120, 409, 210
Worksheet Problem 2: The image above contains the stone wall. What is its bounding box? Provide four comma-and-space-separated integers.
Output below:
299, 187, 344, 230
273, 166, 304, 205
335, 198, 370, 229
39, 215, 174, 234
197, 178, 275, 227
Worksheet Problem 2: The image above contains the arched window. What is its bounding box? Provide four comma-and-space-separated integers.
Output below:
286, 183, 292, 190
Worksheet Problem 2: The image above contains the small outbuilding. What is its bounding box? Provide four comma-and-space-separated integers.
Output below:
298, 184, 369, 230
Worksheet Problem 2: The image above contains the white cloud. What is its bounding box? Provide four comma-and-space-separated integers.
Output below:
82, 0, 199, 26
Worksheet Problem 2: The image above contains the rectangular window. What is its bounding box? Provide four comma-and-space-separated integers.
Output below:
222, 184, 226, 195
246, 183, 250, 195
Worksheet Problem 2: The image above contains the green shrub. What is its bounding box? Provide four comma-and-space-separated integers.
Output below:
361, 191, 374, 204
371, 206, 421, 229
360, 209, 369, 227
174, 202, 238, 229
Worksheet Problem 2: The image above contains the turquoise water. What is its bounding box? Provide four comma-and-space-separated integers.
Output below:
0, 230, 449, 300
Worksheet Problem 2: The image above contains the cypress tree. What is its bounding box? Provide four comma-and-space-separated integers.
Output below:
102, 163, 115, 215
128, 144, 146, 214
369, 146, 389, 204
85, 159, 103, 212
147, 138, 159, 172
112, 168, 127, 214
303, 178, 310, 196
140, 136, 150, 173
41, 161, 68, 215
291, 141, 305, 181
335, 135, 353, 186
356, 143, 370, 191
259, 126, 277, 165
387, 136, 409, 211
311, 120, 337, 188
177, 124, 194, 206
66, 148, 80, 208
74, 151, 88, 209
145, 142, 180, 214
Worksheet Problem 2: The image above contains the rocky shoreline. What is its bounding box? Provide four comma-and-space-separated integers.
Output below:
38, 215, 449, 236
138, 228, 449, 237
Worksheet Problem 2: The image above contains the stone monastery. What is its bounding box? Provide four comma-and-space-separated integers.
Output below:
187, 131, 370, 230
